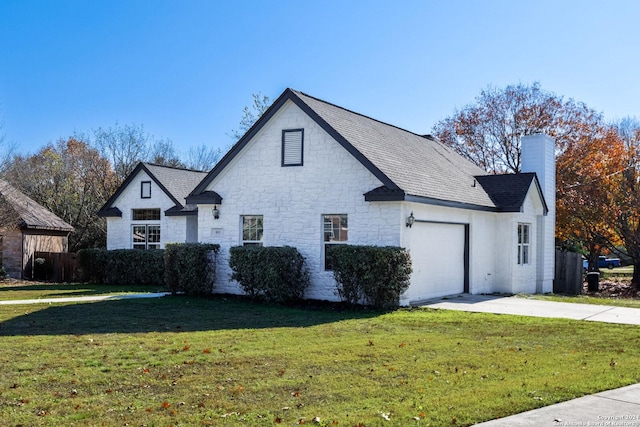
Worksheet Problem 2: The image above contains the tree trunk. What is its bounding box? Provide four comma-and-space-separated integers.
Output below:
587, 250, 601, 273
633, 262, 640, 289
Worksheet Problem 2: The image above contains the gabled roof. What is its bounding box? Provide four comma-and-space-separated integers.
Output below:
98, 163, 208, 217
474, 173, 548, 214
189, 89, 546, 213
0, 179, 74, 233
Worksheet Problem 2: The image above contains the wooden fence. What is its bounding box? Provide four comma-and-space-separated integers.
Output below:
31, 251, 79, 282
554, 250, 584, 295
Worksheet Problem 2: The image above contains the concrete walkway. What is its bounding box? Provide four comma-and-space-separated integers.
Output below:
474, 383, 640, 426
421, 294, 640, 426
422, 293, 640, 325
0, 292, 170, 305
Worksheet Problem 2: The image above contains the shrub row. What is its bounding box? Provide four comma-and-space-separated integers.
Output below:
229, 245, 309, 303
77, 243, 219, 293
331, 245, 412, 309
77, 248, 165, 285
78, 243, 412, 309
165, 243, 219, 296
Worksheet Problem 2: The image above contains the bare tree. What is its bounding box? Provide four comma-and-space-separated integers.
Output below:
230, 92, 271, 141
184, 144, 222, 171
92, 123, 184, 182
147, 138, 185, 169
432, 82, 602, 174
609, 118, 640, 287
0, 113, 16, 177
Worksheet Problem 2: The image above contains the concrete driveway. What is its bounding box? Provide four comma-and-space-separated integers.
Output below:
421, 293, 640, 325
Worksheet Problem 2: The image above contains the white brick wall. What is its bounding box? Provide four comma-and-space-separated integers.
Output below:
106, 171, 190, 249
198, 100, 401, 300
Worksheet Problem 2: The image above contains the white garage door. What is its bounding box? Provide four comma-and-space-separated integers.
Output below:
409, 222, 466, 302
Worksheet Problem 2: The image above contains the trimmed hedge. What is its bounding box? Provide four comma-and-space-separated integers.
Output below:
331, 245, 412, 309
77, 248, 165, 285
164, 243, 220, 296
229, 245, 310, 303
77, 248, 104, 283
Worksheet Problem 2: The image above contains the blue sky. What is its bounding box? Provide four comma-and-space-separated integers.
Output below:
1, 0, 639, 157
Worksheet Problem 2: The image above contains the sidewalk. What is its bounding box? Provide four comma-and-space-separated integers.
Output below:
0, 292, 170, 305
474, 383, 640, 426
421, 294, 640, 325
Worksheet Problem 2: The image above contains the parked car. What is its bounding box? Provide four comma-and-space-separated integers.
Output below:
583, 255, 621, 270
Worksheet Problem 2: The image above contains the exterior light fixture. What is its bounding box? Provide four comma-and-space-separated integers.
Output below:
212, 205, 220, 220
406, 212, 415, 228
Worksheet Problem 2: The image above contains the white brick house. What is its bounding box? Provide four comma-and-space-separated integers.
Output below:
101, 89, 555, 304
98, 163, 207, 250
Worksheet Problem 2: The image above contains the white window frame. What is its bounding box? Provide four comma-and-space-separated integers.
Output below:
241, 215, 264, 246
323, 214, 348, 270
517, 223, 530, 265
132, 224, 161, 250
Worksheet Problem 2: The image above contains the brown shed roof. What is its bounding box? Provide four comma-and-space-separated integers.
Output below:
0, 179, 74, 233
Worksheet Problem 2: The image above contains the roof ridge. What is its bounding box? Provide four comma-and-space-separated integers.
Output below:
143, 162, 208, 173
290, 89, 436, 141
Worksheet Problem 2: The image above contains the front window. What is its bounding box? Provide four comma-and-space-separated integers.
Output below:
133, 225, 161, 249
517, 223, 530, 265
242, 215, 263, 246
323, 214, 348, 270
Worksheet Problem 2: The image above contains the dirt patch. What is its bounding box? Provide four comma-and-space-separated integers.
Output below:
0, 278, 48, 287
583, 278, 640, 299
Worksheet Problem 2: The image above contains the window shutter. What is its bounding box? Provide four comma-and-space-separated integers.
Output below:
282, 129, 303, 166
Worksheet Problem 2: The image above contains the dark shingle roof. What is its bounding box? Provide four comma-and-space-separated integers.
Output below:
143, 163, 207, 205
0, 179, 74, 232
191, 88, 544, 213
291, 90, 497, 208
474, 173, 548, 214
98, 163, 208, 217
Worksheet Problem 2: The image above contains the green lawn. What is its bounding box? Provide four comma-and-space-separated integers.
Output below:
0, 293, 638, 426
0, 282, 163, 301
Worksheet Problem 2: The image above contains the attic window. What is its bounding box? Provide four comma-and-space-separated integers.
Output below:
282, 129, 304, 167
141, 181, 151, 199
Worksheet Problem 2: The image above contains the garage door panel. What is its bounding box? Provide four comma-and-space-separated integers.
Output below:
410, 223, 466, 301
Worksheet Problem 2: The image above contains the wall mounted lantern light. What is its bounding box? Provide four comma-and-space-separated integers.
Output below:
212, 205, 220, 220
406, 212, 415, 228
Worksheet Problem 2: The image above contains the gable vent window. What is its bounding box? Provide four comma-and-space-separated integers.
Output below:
282, 129, 304, 167
141, 181, 151, 199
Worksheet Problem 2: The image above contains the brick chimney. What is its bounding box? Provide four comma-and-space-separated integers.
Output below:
521, 134, 555, 293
